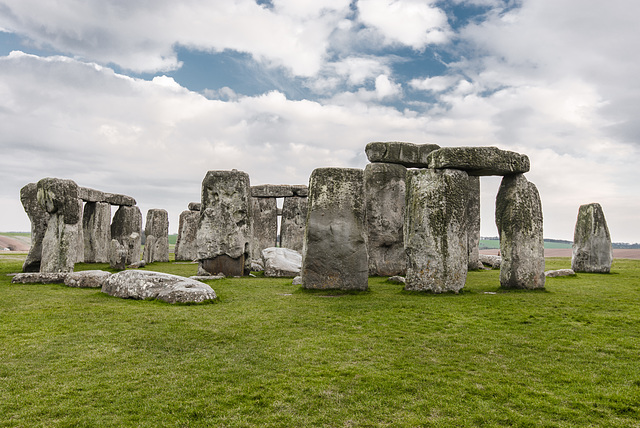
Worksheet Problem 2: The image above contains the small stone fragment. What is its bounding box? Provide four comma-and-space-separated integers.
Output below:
545, 269, 576, 278
387, 276, 406, 285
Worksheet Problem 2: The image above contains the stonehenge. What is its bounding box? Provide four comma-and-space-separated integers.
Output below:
82, 201, 111, 263
174, 206, 200, 261
571, 203, 613, 273
20, 183, 48, 272
111, 205, 142, 265
143, 209, 169, 263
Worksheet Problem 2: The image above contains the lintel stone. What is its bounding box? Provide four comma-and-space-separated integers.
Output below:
426, 146, 530, 176
365, 141, 440, 168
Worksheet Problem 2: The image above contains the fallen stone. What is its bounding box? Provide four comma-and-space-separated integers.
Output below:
65, 270, 112, 288
387, 276, 406, 285
479, 254, 501, 269
365, 141, 441, 167
427, 146, 530, 176
174, 210, 199, 261
189, 275, 225, 281
262, 247, 302, 277
571, 203, 613, 273
545, 269, 576, 278
20, 183, 49, 272
102, 270, 217, 303
251, 259, 264, 272
250, 197, 278, 261
280, 196, 308, 253
11, 272, 69, 284
188, 202, 201, 211
128, 260, 146, 269
251, 184, 294, 198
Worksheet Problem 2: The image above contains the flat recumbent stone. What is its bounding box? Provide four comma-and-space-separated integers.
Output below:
427, 146, 530, 176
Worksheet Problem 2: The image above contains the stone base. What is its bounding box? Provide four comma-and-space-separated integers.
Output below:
199, 255, 247, 277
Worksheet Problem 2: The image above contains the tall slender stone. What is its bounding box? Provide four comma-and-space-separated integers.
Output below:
404, 169, 469, 293
20, 183, 48, 272
143, 209, 169, 263
75, 200, 84, 263
250, 197, 277, 261
83, 201, 111, 263
301, 168, 368, 291
280, 196, 308, 253
174, 210, 199, 261
571, 203, 613, 273
110, 205, 142, 265
495, 174, 545, 289
364, 162, 407, 276
197, 170, 252, 276
467, 176, 483, 270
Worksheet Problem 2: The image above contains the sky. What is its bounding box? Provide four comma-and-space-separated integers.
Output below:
0, 0, 638, 243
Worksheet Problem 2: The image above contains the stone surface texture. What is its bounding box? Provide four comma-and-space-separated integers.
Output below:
280, 196, 308, 253
82, 201, 111, 263
188, 202, 201, 211
104, 193, 136, 206
262, 247, 302, 277
251, 184, 294, 198
495, 174, 545, 289
301, 168, 368, 291
479, 254, 501, 269
110, 205, 142, 265
143, 209, 169, 263
109, 239, 127, 270
404, 169, 469, 293
571, 203, 613, 273
365, 141, 440, 167
545, 269, 576, 278
65, 270, 112, 288
20, 183, 49, 272
427, 146, 530, 176
102, 270, 217, 303
11, 272, 69, 284
466, 176, 483, 270
364, 162, 407, 276
174, 210, 199, 261
197, 170, 252, 276
250, 197, 278, 261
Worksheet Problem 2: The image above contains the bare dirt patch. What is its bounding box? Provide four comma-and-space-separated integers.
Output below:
0, 236, 30, 252
480, 248, 640, 260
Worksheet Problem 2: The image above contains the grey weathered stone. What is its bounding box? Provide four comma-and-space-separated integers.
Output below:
479, 254, 501, 269
104, 193, 136, 206
197, 170, 252, 276
364, 162, 407, 276
262, 247, 302, 277
291, 185, 309, 197
404, 169, 469, 293
280, 196, 308, 253
387, 276, 406, 285
495, 174, 545, 289
545, 269, 576, 278
82, 201, 111, 263
571, 203, 613, 273
65, 270, 112, 288
109, 239, 127, 270
128, 260, 146, 269
301, 168, 368, 291
143, 209, 169, 263
102, 270, 217, 303
250, 197, 278, 261
427, 146, 530, 176
467, 176, 483, 270
20, 183, 48, 272
174, 210, 199, 261
189, 274, 225, 281
11, 272, 69, 284
75, 200, 85, 263
188, 202, 201, 211
251, 184, 294, 198
110, 205, 142, 264
36, 177, 80, 221
292, 276, 302, 285
365, 141, 440, 167
77, 187, 106, 203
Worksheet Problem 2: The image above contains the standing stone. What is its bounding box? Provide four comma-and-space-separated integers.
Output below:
174, 210, 199, 261
143, 209, 169, 263
495, 174, 545, 289
280, 196, 308, 253
467, 176, 483, 270
83, 201, 111, 263
301, 168, 368, 291
571, 203, 613, 273
109, 239, 127, 270
37, 178, 80, 273
110, 205, 142, 265
20, 183, 48, 272
75, 200, 85, 263
404, 169, 469, 293
364, 162, 407, 276
250, 197, 278, 261
197, 170, 252, 276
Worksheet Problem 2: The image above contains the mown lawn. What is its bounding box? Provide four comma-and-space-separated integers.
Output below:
1, 255, 639, 427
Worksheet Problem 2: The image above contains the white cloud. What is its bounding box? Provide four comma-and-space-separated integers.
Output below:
409, 75, 461, 92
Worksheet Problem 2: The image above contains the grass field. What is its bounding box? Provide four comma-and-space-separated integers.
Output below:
1, 254, 639, 427
479, 239, 573, 250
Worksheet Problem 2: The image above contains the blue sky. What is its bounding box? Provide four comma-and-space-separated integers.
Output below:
0, 0, 638, 242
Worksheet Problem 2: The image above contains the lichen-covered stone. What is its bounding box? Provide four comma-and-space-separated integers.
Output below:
188, 202, 201, 211
280, 196, 308, 253
251, 184, 294, 198
250, 197, 278, 261
65, 270, 112, 288
404, 169, 469, 293
571, 203, 613, 273
40, 211, 79, 273
174, 210, 199, 261
197, 170, 252, 276
262, 247, 302, 277
82, 201, 111, 263
104, 193, 136, 206
495, 174, 545, 289
143, 209, 169, 263
11, 272, 69, 284
365, 141, 440, 167
77, 187, 106, 203
545, 269, 576, 278
364, 162, 407, 276
291, 185, 309, 197
467, 176, 483, 270
109, 239, 127, 270
36, 177, 80, 222
20, 183, 48, 272
427, 146, 530, 176
110, 205, 142, 265
301, 168, 368, 291
479, 254, 501, 269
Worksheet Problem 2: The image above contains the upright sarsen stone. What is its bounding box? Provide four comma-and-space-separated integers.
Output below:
467, 176, 483, 270
364, 162, 407, 276
495, 174, 545, 289
250, 197, 277, 261
404, 169, 469, 293
197, 170, 252, 276
110, 205, 142, 265
301, 168, 368, 291
20, 183, 49, 272
174, 210, 199, 261
83, 201, 111, 263
143, 209, 169, 263
280, 196, 308, 253
571, 203, 613, 273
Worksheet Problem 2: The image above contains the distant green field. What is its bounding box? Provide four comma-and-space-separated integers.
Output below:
480, 239, 573, 250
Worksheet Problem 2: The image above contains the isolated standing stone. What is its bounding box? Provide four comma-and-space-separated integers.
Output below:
20, 183, 48, 272
280, 196, 308, 253
301, 168, 368, 291
427, 146, 530, 176
250, 197, 278, 261
82, 201, 111, 263
174, 210, 199, 261
197, 170, 252, 276
404, 169, 469, 293
467, 176, 483, 270
110, 205, 142, 265
571, 203, 613, 273
365, 141, 440, 167
364, 162, 407, 276
109, 239, 127, 270
495, 174, 545, 289
143, 209, 169, 263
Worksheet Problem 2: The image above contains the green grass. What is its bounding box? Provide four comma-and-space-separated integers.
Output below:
480, 239, 573, 249
1, 255, 639, 427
